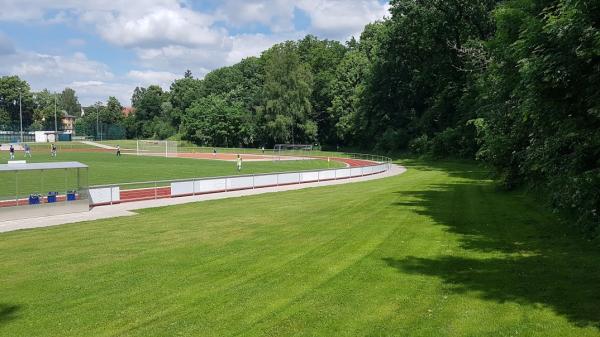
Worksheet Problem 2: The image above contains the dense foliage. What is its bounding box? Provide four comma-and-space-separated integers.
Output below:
0, 76, 81, 131
473, 0, 599, 233
1, 0, 597, 233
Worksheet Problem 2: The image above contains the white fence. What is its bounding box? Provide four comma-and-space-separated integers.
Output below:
88, 186, 120, 205
88, 155, 391, 206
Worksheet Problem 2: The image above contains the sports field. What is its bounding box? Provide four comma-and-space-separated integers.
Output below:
0, 159, 598, 336
97, 140, 356, 158
0, 146, 343, 187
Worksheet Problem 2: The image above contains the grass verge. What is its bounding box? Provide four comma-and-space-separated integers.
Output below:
0, 159, 598, 336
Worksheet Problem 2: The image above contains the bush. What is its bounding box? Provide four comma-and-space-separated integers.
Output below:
409, 134, 430, 155
376, 128, 410, 152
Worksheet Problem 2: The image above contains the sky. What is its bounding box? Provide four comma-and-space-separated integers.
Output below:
0, 0, 390, 106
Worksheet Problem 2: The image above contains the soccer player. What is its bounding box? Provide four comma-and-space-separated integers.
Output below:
116, 145, 121, 157
9, 144, 14, 160
24, 143, 31, 158
213, 147, 217, 157
237, 154, 242, 171
50, 143, 57, 158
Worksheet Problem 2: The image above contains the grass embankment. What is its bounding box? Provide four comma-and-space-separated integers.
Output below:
0, 159, 598, 336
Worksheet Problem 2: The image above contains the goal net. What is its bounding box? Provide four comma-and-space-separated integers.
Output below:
273, 144, 313, 159
136, 140, 178, 158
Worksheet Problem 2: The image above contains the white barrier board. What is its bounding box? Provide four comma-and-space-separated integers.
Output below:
171, 181, 194, 196
351, 167, 363, 177
253, 174, 278, 187
277, 173, 300, 185
335, 168, 352, 178
319, 170, 336, 180
196, 178, 227, 193
375, 164, 386, 173
89, 187, 119, 204
227, 176, 254, 190
300, 171, 319, 182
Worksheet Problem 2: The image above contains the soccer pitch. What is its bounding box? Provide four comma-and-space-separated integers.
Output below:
0, 147, 344, 187
0, 159, 599, 336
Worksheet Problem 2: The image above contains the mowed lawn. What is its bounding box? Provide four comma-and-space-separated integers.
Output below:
96, 140, 349, 157
0, 160, 599, 336
0, 150, 343, 187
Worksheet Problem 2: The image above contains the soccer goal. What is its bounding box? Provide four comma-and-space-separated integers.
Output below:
273, 144, 314, 160
136, 140, 178, 158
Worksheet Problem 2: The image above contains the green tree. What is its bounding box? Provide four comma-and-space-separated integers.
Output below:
0, 108, 11, 129
105, 96, 124, 123
131, 85, 168, 138
0, 75, 35, 129
359, 0, 497, 152
132, 85, 165, 121
32, 89, 63, 131
297, 35, 347, 144
328, 50, 370, 144
59, 88, 81, 117
76, 103, 103, 139
473, 0, 600, 232
260, 41, 315, 144
182, 95, 248, 147
169, 71, 203, 128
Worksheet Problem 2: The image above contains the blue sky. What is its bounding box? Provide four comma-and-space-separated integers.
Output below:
0, 0, 389, 106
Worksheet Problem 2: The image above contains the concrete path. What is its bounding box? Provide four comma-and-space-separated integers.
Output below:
0, 164, 406, 233
80, 141, 117, 149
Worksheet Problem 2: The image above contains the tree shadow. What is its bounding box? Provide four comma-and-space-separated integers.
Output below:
0, 304, 20, 326
396, 157, 495, 181
385, 167, 600, 329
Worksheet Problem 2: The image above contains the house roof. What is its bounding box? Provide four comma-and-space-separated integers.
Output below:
122, 107, 135, 116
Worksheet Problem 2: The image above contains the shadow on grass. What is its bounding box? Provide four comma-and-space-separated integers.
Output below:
385, 161, 600, 329
396, 157, 495, 181
0, 304, 20, 326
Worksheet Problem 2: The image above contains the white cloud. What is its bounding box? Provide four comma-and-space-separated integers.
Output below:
216, 0, 389, 39
296, 0, 389, 40
89, 7, 226, 49
66, 80, 134, 106
0, 1, 229, 48
0, 1, 389, 104
216, 0, 297, 33
0, 51, 125, 105
127, 70, 179, 87
227, 33, 301, 64
5, 52, 113, 80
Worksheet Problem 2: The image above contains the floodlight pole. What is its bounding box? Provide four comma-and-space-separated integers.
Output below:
96, 105, 99, 141
54, 93, 58, 135
19, 91, 23, 143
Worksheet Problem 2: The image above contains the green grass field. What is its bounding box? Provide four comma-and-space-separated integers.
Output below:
1, 159, 598, 336
97, 139, 367, 158
0, 150, 344, 198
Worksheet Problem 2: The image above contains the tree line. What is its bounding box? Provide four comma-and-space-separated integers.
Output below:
126, 0, 598, 233
0, 76, 81, 131
0, 0, 597, 233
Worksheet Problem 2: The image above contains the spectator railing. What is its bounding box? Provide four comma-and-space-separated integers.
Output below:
88, 154, 392, 206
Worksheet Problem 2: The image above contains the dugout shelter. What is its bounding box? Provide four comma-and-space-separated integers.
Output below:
0, 161, 89, 221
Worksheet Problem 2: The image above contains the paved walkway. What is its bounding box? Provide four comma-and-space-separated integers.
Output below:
0, 164, 406, 233
80, 141, 116, 149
